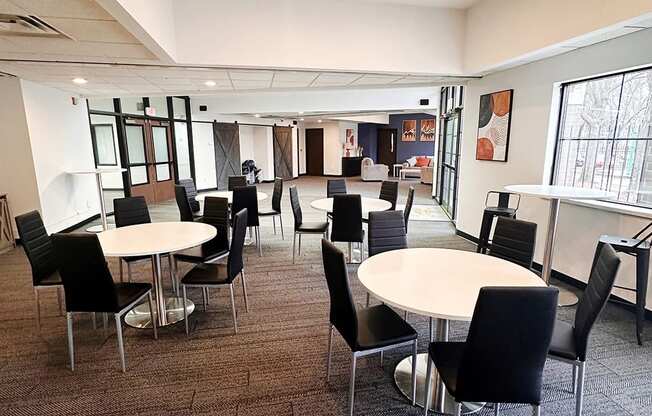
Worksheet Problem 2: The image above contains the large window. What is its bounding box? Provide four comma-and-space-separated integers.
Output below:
553, 67, 652, 207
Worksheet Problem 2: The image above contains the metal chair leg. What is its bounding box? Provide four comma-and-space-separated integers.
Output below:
103, 313, 108, 336
119, 259, 124, 283
182, 285, 189, 335
202, 287, 208, 311
34, 288, 41, 333
115, 314, 126, 372
279, 215, 284, 240
349, 353, 357, 416
366, 292, 370, 307
298, 233, 302, 255
257, 226, 262, 257
576, 361, 586, 416
169, 255, 177, 295
380, 350, 383, 367
494, 403, 500, 416
326, 324, 333, 381
533, 405, 541, 416
572, 364, 578, 394
57, 286, 64, 316
229, 283, 238, 334
411, 340, 418, 405
272, 215, 276, 234
66, 312, 74, 371
127, 262, 132, 283
241, 271, 249, 312
453, 402, 462, 416
423, 354, 433, 415
147, 291, 158, 340
92, 312, 97, 330
292, 232, 297, 263
348, 242, 352, 263
404, 310, 408, 320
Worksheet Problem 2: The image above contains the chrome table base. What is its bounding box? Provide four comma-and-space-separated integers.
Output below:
125, 297, 195, 328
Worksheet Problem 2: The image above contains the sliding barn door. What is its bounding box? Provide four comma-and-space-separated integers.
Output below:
273, 126, 293, 179
213, 122, 241, 190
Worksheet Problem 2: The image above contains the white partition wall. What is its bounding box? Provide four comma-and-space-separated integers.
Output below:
191, 122, 217, 190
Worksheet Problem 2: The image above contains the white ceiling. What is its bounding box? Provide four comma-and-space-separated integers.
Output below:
354, 0, 478, 9
0, 61, 470, 96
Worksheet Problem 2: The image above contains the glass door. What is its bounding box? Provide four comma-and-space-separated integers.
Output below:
439, 110, 461, 219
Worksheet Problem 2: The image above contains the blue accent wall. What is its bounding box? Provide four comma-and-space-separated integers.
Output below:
358, 123, 379, 161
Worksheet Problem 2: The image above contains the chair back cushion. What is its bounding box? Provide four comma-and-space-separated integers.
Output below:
379, 181, 399, 210
201, 197, 230, 255
327, 179, 347, 198
456, 286, 559, 404
368, 211, 407, 257
403, 186, 415, 232
272, 177, 283, 212
289, 186, 303, 227
361, 157, 373, 167
573, 243, 621, 360
232, 186, 259, 226
321, 239, 358, 346
228, 175, 247, 191
15, 210, 58, 285
178, 179, 200, 212
113, 196, 151, 228
330, 194, 363, 243
488, 217, 537, 269
52, 233, 118, 313
228, 208, 248, 279
175, 185, 195, 222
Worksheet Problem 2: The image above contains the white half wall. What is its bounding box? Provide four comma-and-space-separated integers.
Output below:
456, 28, 652, 309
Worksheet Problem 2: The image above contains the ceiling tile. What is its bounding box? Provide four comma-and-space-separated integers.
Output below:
43, 18, 140, 44
0, 0, 26, 14
311, 73, 362, 86
351, 75, 404, 85
232, 79, 271, 89
273, 71, 320, 82
8, 0, 114, 20
271, 80, 312, 88
229, 70, 274, 81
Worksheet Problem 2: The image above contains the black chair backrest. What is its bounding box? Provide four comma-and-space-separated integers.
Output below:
321, 239, 358, 346
271, 177, 283, 213
15, 210, 57, 285
201, 197, 230, 254
227, 208, 248, 279
232, 186, 259, 226
228, 175, 247, 191
113, 196, 151, 228
178, 179, 200, 212
488, 217, 537, 269
456, 287, 559, 405
368, 211, 407, 257
330, 194, 363, 243
51, 233, 118, 313
175, 185, 194, 222
289, 186, 303, 227
327, 179, 347, 197
486, 191, 520, 210
379, 181, 399, 210
403, 186, 415, 232
574, 243, 621, 361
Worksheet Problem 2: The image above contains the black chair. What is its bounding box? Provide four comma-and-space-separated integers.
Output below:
290, 186, 329, 263
178, 179, 201, 215
366, 211, 407, 307
379, 180, 399, 210
228, 175, 247, 191
15, 210, 64, 332
181, 208, 249, 334
403, 186, 415, 233
327, 179, 347, 197
423, 287, 559, 416
233, 186, 262, 256
330, 194, 364, 263
175, 185, 196, 222
258, 177, 284, 239
548, 243, 621, 416
321, 239, 418, 416
52, 233, 157, 372
488, 217, 537, 269
477, 191, 520, 254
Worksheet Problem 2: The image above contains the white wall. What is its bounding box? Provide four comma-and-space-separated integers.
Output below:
0, 77, 41, 232
191, 122, 217, 190
457, 28, 652, 309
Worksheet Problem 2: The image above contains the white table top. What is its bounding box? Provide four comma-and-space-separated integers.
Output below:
505, 184, 615, 200
310, 197, 392, 217
358, 248, 545, 321
98, 222, 216, 257
195, 190, 268, 203
68, 168, 127, 175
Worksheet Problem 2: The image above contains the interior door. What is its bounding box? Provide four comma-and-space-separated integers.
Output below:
125, 118, 175, 203
213, 122, 241, 190
305, 128, 324, 176
377, 128, 397, 168
273, 125, 293, 179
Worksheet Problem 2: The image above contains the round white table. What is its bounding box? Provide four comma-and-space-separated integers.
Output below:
98, 222, 216, 328
505, 184, 615, 306
68, 168, 126, 233
310, 196, 392, 219
196, 190, 267, 203
358, 248, 545, 414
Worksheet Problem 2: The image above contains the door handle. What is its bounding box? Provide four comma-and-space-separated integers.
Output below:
391, 133, 394, 153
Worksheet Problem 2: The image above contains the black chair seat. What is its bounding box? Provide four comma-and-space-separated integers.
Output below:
258, 208, 280, 216
353, 304, 417, 351
122, 255, 151, 264
181, 263, 233, 285
115, 283, 152, 311
297, 221, 329, 233
549, 320, 577, 360
429, 341, 465, 396
174, 246, 228, 263
38, 270, 62, 286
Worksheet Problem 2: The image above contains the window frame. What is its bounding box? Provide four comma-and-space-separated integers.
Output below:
90, 123, 118, 167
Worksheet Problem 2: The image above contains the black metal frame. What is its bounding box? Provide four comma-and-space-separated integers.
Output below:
89, 123, 118, 167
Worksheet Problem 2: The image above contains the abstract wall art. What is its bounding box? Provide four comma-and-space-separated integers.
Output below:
419, 118, 436, 141
402, 119, 416, 142
476, 89, 513, 162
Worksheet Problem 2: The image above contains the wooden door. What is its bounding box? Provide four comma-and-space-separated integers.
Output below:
125, 118, 175, 203
305, 128, 324, 176
273, 126, 293, 179
377, 128, 397, 167
214, 122, 241, 190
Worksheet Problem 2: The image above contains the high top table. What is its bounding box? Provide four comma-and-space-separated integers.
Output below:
196, 190, 267, 203
68, 168, 126, 233
98, 222, 216, 328
310, 196, 392, 219
358, 248, 544, 414
505, 184, 615, 306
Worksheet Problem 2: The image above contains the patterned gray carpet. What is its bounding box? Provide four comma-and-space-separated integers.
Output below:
0, 176, 650, 415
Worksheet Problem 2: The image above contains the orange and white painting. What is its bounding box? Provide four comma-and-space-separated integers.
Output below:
419, 119, 436, 141
402, 120, 416, 142
476, 90, 513, 162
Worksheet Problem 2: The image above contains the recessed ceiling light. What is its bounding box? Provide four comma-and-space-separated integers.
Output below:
254, 114, 261, 118
300, 118, 305, 121
204, 80, 216, 87
298, 111, 304, 115
317, 119, 323, 123
72, 77, 87, 84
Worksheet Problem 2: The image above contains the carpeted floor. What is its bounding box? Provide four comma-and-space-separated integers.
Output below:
0, 176, 650, 415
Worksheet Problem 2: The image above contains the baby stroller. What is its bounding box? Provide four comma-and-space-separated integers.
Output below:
242, 160, 262, 184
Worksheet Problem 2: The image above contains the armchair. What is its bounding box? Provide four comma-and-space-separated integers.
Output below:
361, 157, 389, 182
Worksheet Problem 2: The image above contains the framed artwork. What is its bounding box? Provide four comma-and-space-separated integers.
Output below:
402, 120, 416, 141
345, 128, 355, 146
419, 118, 436, 141
476, 89, 513, 162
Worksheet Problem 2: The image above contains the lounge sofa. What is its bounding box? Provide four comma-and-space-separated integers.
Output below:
361, 157, 389, 181
401, 156, 434, 184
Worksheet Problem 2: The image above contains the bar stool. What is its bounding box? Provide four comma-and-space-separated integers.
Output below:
477, 191, 520, 254
596, 221, 652, 346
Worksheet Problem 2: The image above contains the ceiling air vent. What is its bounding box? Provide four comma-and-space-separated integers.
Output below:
0, 14, 72, 39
